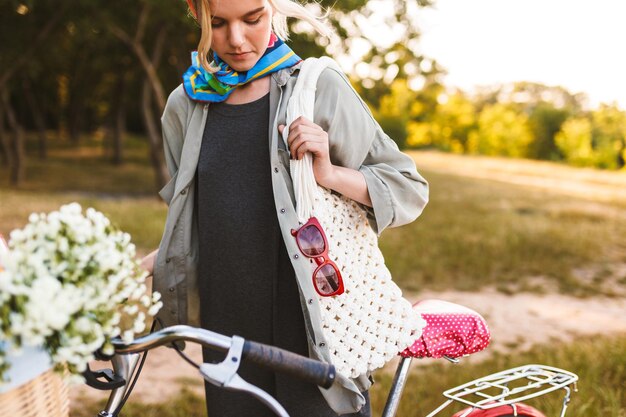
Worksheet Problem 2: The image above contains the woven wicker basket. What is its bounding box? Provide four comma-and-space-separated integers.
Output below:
0, 369, 69, 417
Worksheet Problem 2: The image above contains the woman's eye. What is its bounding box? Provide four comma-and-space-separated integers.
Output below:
211, 21, 224, 28
245, 17, 262, 25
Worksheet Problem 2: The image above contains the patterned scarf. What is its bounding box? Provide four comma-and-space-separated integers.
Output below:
182, 34, 301, 103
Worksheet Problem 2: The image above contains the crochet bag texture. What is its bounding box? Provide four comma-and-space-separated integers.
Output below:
283, 57, 426, 378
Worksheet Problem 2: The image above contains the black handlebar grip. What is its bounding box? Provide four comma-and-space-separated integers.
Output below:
242, 340, 336, 389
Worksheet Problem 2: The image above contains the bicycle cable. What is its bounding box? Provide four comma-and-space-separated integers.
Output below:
172, 337, 201, 369
112, 319, 157, 416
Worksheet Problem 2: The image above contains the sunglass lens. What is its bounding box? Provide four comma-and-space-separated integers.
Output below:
298, 225, 325, 257
314, 264, 340, 296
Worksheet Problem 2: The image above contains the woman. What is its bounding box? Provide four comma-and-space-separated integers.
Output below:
141, 0, 429, 415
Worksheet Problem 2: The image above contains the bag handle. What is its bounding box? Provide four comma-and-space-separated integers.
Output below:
282, 57, 343, 222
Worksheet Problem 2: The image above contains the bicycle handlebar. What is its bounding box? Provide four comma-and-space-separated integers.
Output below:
108, 325, 335, 389
243, 340, 335, 389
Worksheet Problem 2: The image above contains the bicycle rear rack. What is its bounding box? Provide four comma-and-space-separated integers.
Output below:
427, 364, 578, 417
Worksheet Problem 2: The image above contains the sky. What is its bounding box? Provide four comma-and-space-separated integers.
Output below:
414, 0, 626, 108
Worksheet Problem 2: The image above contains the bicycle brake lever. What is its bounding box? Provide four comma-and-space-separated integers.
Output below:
199, 335, 289, 417
82, 364, 126, 390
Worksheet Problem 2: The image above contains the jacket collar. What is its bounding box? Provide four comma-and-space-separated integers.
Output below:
272, 61, 303, 87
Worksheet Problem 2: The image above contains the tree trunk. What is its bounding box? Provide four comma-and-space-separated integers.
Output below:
1, 93, 26, 186
111, 72, 128, 165
0, 109, 9, 167
142, 81, 168, 190
109, 3, 167, 113
141, 28, 169, 190
22, 77, 48, 159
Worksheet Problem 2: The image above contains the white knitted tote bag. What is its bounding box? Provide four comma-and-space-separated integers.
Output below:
282, 57, 425, 378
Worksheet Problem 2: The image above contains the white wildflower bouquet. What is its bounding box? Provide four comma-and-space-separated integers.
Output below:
0, 203, 162, 383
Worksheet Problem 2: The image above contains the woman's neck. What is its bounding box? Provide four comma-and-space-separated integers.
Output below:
224, 77, 270, 104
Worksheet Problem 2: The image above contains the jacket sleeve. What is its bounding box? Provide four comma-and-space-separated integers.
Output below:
313, 68, 429, 235
159, 85, 191, 204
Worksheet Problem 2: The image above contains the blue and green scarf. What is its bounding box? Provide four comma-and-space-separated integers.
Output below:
182, 35, 301, 103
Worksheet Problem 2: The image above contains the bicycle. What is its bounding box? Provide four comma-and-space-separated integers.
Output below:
84, 299, 578, 417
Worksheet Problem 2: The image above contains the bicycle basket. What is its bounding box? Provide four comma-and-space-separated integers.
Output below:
0, 369, 69, 417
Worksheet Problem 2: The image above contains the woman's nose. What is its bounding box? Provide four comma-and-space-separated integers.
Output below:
228, 24, 245, 48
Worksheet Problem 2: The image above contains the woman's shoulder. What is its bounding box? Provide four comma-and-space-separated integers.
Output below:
312, 60, 376, 122
164, 84, 195, 116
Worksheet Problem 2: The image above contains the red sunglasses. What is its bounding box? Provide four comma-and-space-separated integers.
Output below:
186, 0, 198, 19
291, 217, 344, 297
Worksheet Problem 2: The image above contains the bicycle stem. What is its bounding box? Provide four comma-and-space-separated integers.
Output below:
381, 357, 413, 417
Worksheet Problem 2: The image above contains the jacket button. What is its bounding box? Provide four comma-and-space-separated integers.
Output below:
169, 287, 175, 292
293, 254, 299, 259
308, 299, 313, 304
319, 342, 326, 348
166, 258, 171, 263
181, 189, 187, 195
274, 167, 279, 173
280, 208, 286, 213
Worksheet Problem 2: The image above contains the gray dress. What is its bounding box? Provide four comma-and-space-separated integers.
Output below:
196, 92, 371, 417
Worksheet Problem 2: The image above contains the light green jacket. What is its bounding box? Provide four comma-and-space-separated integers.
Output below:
153, 62, 429, 414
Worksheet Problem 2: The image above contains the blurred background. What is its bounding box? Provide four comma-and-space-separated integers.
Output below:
1, 0, 625, 415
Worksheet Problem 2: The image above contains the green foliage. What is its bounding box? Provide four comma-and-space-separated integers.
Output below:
396, 80, 626, 172
555, 117, 595, 166
527, 102, 571, 160
590, 104, 626, 169
555, 104, 626, 169
407, 92, 476, 152
467, 103, 533, 158
374, 79, 418, 148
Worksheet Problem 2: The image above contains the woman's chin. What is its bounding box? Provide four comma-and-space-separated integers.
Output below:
224, 56, 257, 72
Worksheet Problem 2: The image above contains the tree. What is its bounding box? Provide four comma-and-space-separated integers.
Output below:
407, 91, 476, 152
527, 102, 570, 160
590, 104, 626, 169
467, 103, 533, 158
374, 79, 417, 149
555, 117, 594, 167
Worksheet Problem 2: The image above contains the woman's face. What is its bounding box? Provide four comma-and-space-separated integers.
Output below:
209, 0, 273, 72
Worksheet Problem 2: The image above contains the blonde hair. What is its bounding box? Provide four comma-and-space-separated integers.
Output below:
190, 0, 332, 72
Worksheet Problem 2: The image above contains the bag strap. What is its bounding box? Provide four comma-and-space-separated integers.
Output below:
282, 57, 343, 222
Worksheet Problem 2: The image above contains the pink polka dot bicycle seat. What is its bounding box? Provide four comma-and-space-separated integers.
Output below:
400, 299, 491, 359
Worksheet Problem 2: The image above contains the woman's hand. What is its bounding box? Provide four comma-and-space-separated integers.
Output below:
140, 249, 158, 277
278, 116, 335, 187
278, 116, 373, 207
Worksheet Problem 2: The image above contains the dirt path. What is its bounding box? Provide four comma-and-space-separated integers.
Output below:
70, 291, 626, 404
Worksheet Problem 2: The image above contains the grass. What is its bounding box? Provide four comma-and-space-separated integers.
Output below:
2, 135, 626, 293
0, 189, 166, 253
379, 170, 626, 296
70, 335, 626, 417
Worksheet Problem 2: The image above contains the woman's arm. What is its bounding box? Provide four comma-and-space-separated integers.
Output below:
140, 249, 159, 276
280, 67, 428, 234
